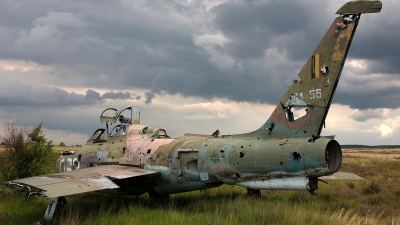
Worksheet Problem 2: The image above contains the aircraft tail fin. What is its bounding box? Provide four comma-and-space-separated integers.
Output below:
228, 1, 382, 140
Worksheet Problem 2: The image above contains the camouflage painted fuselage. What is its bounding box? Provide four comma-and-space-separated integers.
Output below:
57, 123, 341, 195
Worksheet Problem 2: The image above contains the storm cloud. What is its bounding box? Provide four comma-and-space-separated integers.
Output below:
0, 0, 399, 145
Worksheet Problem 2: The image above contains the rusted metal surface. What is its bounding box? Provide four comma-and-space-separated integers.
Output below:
119, 125, 175, 166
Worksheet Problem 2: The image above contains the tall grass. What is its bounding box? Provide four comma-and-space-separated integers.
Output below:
1, 148, 400, 224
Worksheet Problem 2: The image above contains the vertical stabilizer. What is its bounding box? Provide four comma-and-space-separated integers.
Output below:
229, 1, 382, 140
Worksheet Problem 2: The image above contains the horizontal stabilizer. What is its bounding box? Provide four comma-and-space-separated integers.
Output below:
319, 172, 364, 180
3, 165, 157, 198
336, 0, 382, 14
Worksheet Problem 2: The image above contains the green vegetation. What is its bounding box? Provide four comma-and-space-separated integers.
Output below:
1, 149, 400, 224
59, 142, 66, 147
0, 123, 53, 181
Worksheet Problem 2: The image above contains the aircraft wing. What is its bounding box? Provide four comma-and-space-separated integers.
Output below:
320, 172, 364, 180
2, 165, 157, 198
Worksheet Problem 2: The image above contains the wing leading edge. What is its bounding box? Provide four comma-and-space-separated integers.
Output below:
2, 165, 157, 198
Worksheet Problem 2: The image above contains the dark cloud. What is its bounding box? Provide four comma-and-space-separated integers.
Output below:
212, 1, 327, 61
85, 89, 102, 101
144, 92, 155, 104
350, 109, 386, 122
102, 91, 131, 100
0, 0, 398, 143
347, 4, 400, 65
0, 80, 140, 107
336, 68, 400, 109
0, 80, 101, 107
336, 90, 400, 110
1, 105, 100, 138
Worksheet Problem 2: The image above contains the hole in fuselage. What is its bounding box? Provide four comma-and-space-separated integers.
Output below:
293, 152, 301, 160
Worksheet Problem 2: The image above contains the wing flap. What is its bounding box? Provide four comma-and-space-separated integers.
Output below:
37, 176, 118, 198
3, 165, 157, 198
320, 172, 364, 180
85, 165, 157, 179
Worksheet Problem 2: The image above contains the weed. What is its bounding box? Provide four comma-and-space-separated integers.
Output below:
288, 192, 309, 204
363, 182, 381, 195
0, 213, 8, 224
330, 187, 361, 197
346, 181, 355, 189
358, 205, 372, 215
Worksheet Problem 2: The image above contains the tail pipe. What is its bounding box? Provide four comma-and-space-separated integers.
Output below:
236, 138, 342, 193
325, 140, 342, 173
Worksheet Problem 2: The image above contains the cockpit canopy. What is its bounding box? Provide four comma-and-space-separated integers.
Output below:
100, 106, 140, 125
87, 128, 107, 143
141, 126, 170, 139
87, 106, 170, 143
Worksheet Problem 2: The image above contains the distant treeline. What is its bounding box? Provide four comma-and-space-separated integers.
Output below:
341, 145, 400, 149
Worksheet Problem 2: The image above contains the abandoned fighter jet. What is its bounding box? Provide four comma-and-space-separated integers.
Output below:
3, 0, 382, 220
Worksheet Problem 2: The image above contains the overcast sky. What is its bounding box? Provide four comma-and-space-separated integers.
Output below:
0, 0, 399, 146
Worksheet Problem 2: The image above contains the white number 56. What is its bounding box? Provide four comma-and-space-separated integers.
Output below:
309, 89, 321, 99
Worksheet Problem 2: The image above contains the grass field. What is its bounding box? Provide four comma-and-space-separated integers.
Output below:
1, 147, 400, 225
